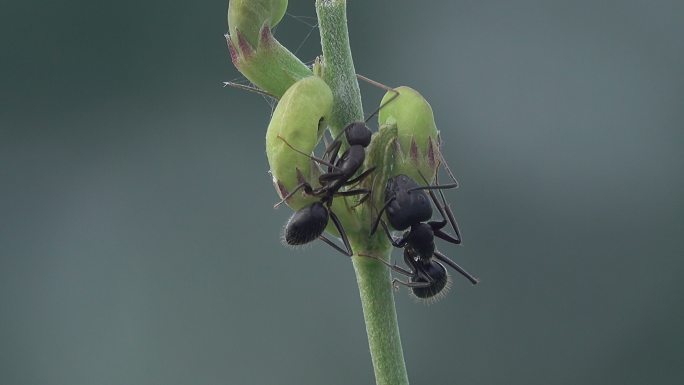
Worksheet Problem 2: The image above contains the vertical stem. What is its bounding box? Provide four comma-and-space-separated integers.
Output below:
351, 244, 410, 385
316, 0, 364, 135
316, 1, 410, 384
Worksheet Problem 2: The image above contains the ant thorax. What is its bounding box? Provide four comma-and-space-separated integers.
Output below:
406, 222, 435, 258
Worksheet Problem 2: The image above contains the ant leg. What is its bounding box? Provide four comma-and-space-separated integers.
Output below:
356, 74, 402, 121
319, 171, 345, 184
350, 190, 371, 208
356, 74, 401, 122
381, 221, 408, 248
435, 143, 459, 186
323, 138, 343, 167
416, 171, 462, 241
344, 166, 376, 186
328, 209, 353, 256
222, 81, 277, 99
356, 74, 396, 92
426, 173, 462, 241
408, 183, 458, 193
318, 235, 353, 257
433, 228, 461, 245
273, 182, 314, 208
433, 250, 479, 285
331, 188, 370, 208
370, 197, 396, 235
357, 253, 415, 277
393, 279, 433, 289
276, 135, 344, 172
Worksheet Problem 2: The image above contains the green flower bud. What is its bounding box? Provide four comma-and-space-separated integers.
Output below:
227, 0, 312, 98
376, 86, 441, 182
266, 76, 332, 209
228, 0, 287, 49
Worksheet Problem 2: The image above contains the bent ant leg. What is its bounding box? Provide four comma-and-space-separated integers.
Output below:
433, 228, 461, 245
380, 221, 408, 248
333, 188, 371, 208
357, 253, 415, 278
435, 140, 459, 186
322, 138, 343, 166
318, 235, 353, 257
356, 74, 400, 123
276, 135, 344, 172
431, 173, 463, 242
273, 182, 314, 208
370, 196, 396, 235
419, 171, 462, 241
327, 209, 353, 256
344, 166, 376, 186
433, 250, 479, 285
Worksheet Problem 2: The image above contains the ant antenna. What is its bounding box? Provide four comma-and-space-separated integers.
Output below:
222, 81, 277, 99
276, 135, 344, 171
356, 74, 400, 123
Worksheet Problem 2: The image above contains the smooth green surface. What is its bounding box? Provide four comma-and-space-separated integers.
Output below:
265, 76, 331, 209
1, 1, 683, 384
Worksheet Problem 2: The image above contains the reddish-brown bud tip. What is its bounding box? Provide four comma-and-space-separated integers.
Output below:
427, 136, 438, 169
260, 24, 274, 47
236, 29, 254, 58
226, 35, 239, 64
296, 167, 309, 186
410, 137, 419, 161
275, 178, 289, 199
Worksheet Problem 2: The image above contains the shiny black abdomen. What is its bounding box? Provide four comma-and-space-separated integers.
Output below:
284, 202, 329, 245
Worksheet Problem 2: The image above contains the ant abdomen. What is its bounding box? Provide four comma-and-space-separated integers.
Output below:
284, 202, 329, 245
411, 261, 449, 299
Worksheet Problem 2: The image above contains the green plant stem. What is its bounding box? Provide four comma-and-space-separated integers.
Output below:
316, 1, 410, 384
351, 243, 410, 385
315, 0, 364, 135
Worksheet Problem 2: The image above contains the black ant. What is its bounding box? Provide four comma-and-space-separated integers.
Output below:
274, 76, 400, 256
370, 173, 478, 300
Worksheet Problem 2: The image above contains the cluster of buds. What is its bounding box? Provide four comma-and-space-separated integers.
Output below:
228, 0, 448, 237
226, 0, 311, 98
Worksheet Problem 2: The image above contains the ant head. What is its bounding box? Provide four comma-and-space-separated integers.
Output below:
284, 202, 329, 246
384, 175, 433, 230
411, 261, 450, 301
344, 122, 372, 147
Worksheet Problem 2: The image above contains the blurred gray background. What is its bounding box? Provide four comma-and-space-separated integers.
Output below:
1, 1, 683, 384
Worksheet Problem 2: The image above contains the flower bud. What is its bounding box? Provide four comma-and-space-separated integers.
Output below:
376, 86, 441, 182
266, 76, 333, 209
227, 0, 312, 97
228, 0, 287, 49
